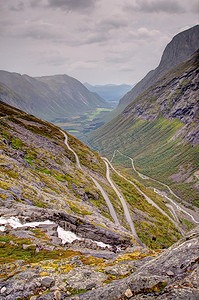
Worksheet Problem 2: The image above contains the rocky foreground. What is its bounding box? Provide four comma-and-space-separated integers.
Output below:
0, 204, 198, 300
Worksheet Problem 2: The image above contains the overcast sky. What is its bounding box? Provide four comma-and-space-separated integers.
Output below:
0, 0, 198, 85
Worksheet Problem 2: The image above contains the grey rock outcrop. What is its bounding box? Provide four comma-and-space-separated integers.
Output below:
66, 226, 199, 300
123, 50, 199, 145
118, 25, 199, 112
63, 267, 108, 290
0, 224, 198, 300
0, 204, 133, 248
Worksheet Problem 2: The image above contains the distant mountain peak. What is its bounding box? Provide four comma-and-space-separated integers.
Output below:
84, 82, 134, 105
118, 25, 199, 111
0, 71, 109, 121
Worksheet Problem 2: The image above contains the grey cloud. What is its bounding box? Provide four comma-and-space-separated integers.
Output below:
86, 60, 98, 63
37, 54, 68, 66
30, 0, 42, 8
191, 1, 199, 14
7, 22, 62, 41
99, 17, 128, 31
77, 32, 109, 46
22, 28, 58, 40
76, 17, 127, 35
10, 1, 25, 11
125, 0, 185, 14
127, 28, 160, 41
106, 55, 131, 65
74, 16, 128, 46
120, 67, 135, 72
47, 0, 98, 12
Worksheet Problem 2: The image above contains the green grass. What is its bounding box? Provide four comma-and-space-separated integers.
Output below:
11, 138, 23, 150
84, 108, 112, 121
90, 116, 199, 206
110, 172, 181, 249
0, 235, 81, 265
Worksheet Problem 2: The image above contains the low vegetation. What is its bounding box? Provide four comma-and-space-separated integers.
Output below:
89, 51, 199, 206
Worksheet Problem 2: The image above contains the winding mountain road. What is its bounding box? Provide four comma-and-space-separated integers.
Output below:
90, 177, 119, 225
155, 189, 199, 224
112, 149, 183, 201
103, 159, 143, 245
61, 130, 119, 225
103, 157, 184, 235
112, 150, 199, 224
166, 204, 179, 222
61, 130, 82, 170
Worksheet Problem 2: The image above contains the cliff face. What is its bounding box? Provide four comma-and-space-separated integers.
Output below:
89, 50, 199, 205
118, 25, 199, 112
123, 50, 199, 145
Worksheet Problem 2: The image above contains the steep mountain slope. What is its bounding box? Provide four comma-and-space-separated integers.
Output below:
84, 83, 134, 107
89, 50, 199, 206
116, 25, 199, 114
0, 81, 33, 113
0, 100, 186, 249
0, 102, 198, 299
36, 74, 108, 113
0, 71, 109, 121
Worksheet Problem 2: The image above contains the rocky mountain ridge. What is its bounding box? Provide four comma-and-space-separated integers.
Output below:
123, 49, 199, 145
118, 25, 199, 113
0, 71, 109, 122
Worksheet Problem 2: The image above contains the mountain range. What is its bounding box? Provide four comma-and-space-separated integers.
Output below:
0, 72, 109, 122
84, 83, 134, 107
0, 25, 199, 299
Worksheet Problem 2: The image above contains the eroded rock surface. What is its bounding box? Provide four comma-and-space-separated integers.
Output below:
66, 226, 199, 300
0, 226, 198, 299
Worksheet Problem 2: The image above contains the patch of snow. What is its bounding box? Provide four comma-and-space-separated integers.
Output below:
0, 216, 114, 247
95, 241, 111, 248
57, 226, 81, 244
0, 226, 5, 232
0, 216, 81, 244
1, 287, 6, 294
0, 216, 54, 228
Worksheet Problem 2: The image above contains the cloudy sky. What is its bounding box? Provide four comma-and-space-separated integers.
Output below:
0, 0, 198, 85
